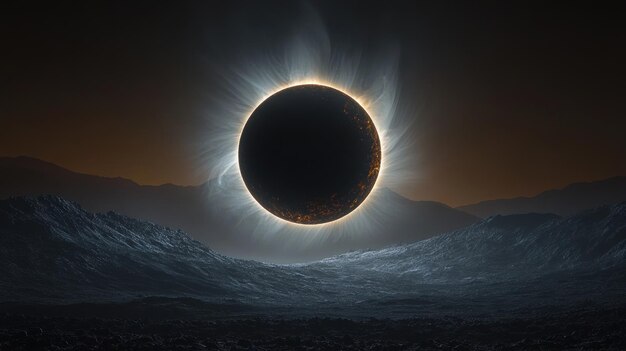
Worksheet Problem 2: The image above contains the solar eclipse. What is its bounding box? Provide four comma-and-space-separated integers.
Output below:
238, 84, 381, 224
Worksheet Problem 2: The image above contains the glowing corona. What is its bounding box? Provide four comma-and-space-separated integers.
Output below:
199, 11, 414, 244
238, 83, 382, 225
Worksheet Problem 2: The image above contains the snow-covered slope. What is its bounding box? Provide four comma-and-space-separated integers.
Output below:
315, 205, 626, 283
0, 196, 624, 317
0, 196, 311, 303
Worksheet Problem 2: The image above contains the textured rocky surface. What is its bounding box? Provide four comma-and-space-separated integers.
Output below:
0, 195, 625, 348
1, 306, 625, 350
1, 196, 625, 313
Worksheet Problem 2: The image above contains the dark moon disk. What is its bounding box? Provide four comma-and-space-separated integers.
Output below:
238, 84, 381, 225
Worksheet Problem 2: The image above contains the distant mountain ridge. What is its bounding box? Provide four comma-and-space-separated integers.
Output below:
6, 156, 624, 263
0, 156, 478, 262
458, 176, 626, 218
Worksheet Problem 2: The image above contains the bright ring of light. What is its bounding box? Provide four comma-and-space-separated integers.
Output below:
233, 80, 387, 228
200, 19, 413, 245
237, 83, 383, 226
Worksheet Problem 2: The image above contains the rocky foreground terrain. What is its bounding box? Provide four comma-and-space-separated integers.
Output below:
0, 196, 625, 349
1, 305, 625, 350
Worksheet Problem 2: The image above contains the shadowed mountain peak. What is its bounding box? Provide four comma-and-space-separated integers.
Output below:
0, 156, 477, 262
458, 177, 626, 218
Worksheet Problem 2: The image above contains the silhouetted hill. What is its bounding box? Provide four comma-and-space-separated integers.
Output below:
458, 177, 626, 218
0, 156, 477, 262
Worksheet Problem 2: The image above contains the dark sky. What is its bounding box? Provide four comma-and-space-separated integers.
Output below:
2, 1, 625, 206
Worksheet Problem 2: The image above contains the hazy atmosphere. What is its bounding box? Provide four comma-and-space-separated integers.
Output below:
3, 1, 625, 206
1, 1, 625, 350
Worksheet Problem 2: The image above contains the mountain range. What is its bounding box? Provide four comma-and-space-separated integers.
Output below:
1, 195, 624, 318
2, 156, 626, 262
458, 176, 626, 217
0, 156, 477, 262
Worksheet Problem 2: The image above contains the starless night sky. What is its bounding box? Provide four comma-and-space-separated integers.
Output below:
2, 1, 625, 206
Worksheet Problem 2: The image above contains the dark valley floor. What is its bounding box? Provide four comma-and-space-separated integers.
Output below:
1, 305, 625, 350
